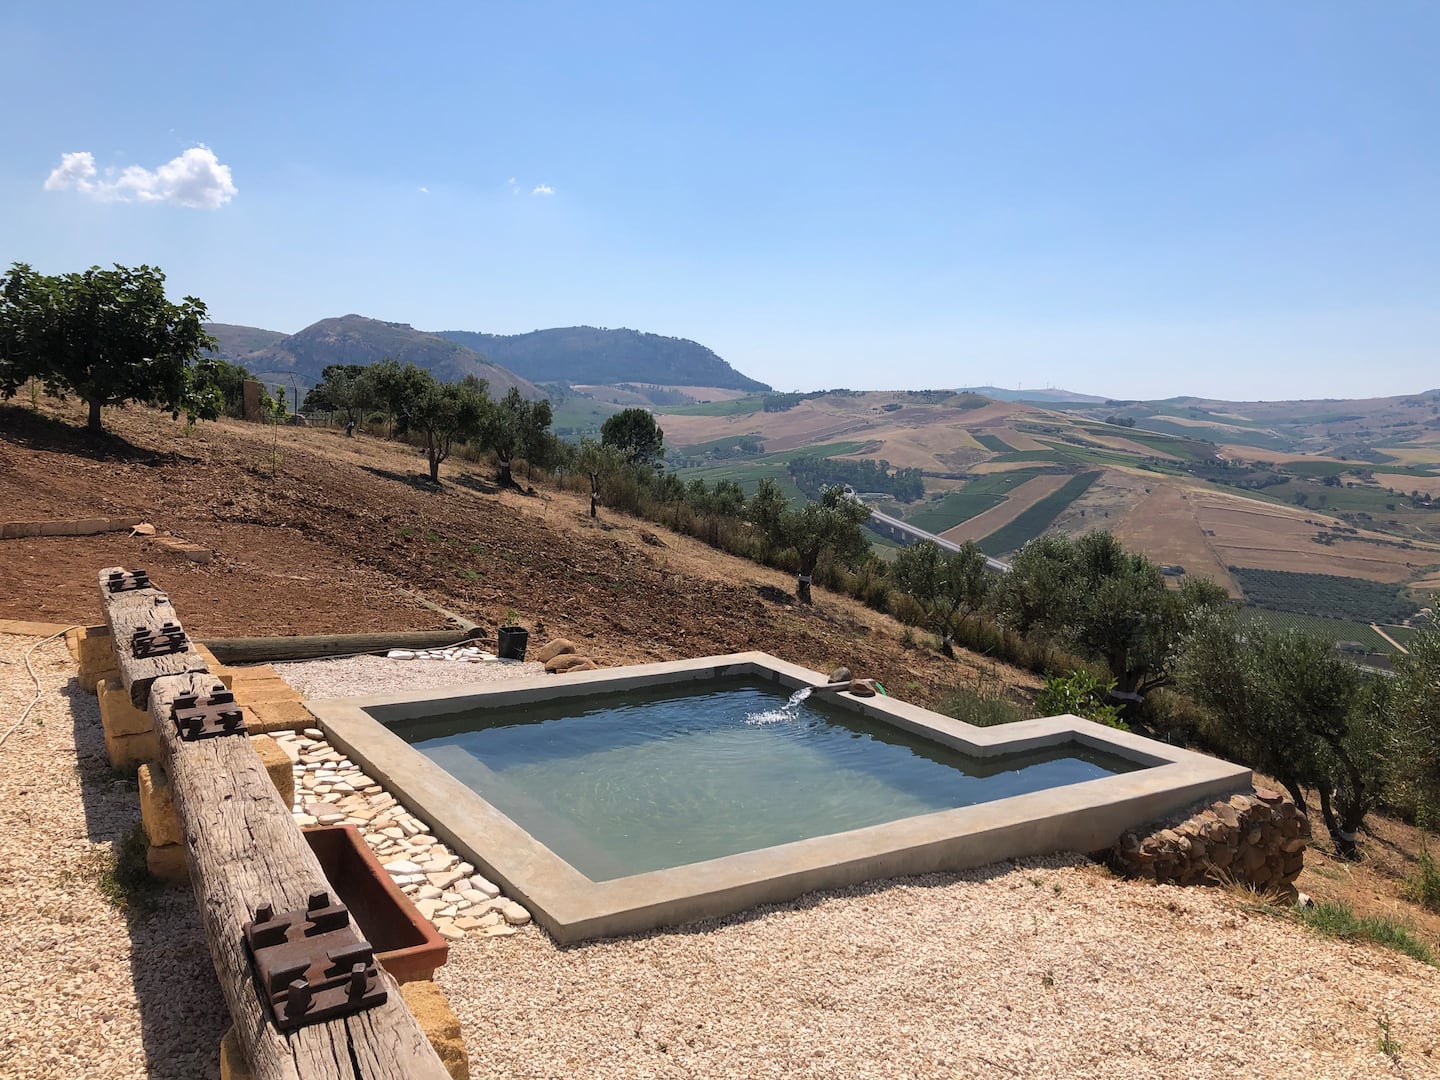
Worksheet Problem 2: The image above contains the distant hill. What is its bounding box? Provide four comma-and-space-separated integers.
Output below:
957, 386, 1108, 404
205, 323, 287, 359
434, 326, 770, 392
206, 316, 543, 399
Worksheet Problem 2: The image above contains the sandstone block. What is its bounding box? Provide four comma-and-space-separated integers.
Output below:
1280, 836, 1307, 854
250, 735, 295, 805
85, 667, 121, 696
246, 698, 314, 733
398, 981, 470, 1080
104, 725, 159, 770
535, 638, 577, 663
146, 841, 189, 884
100, 677, 154, 737
67, 625, 113, 668
219, 1027, 254, 1080
546, 653, 598, 673
231, 678, 298, 704
138, 763, 182, 847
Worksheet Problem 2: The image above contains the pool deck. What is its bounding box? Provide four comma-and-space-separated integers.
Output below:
306, 652, 1251, 943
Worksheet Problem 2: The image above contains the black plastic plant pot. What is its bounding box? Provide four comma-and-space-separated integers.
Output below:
497, 625, 529, 661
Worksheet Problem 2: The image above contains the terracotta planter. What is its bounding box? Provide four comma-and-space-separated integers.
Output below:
303, 824, 448, 983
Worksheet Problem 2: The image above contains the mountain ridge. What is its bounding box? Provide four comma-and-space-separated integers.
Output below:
435, 326, 770, 392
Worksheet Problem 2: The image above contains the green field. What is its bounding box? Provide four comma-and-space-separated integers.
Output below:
1230, 567, 1419, 624
900, 469, 1046, 533
674, 440, 873, 499
1242, 609, 1393, 654
972, 432, 1013, 453
903, 492, 1005, 533
977, 472, 1102, 556
653, 396, 764, 417
548, 396, 621, 435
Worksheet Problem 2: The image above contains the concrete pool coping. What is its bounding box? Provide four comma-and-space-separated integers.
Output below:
306, 651, 1251, 944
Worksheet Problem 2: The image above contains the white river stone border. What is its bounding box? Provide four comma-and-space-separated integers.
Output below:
273, 727, 532, 942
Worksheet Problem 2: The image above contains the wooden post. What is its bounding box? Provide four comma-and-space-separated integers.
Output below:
201, 629, 485, 666
149, 671, 450, 1080
98, 567, 209, 707
97, 570, 451, 1079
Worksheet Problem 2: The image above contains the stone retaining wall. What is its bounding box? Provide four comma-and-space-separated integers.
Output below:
1111, 787, 1311, 893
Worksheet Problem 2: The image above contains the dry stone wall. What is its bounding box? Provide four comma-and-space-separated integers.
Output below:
1111, 788, 1311, 893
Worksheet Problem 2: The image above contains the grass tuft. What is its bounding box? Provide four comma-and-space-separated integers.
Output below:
1402, 841, 1440, 913
1296, 900, 1435, 967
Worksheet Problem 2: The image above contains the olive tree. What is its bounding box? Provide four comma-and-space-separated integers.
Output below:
0, 262, 214, 433
995, 530, 1228, 699
747, 481, 872, 603
404, 371, 488, 484
891, 539, 991, 656
1179, 609, 1385, 857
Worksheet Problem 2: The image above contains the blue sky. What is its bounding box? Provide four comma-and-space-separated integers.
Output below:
2, 2, 1437, 400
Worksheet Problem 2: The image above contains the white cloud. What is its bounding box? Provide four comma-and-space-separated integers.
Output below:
507, 177, 520, 195
531, 184, 554, 196
43, 146, 237, 209
418, 185, 430, 194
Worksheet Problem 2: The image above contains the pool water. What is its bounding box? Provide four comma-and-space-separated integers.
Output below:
390, 677, 1144, 881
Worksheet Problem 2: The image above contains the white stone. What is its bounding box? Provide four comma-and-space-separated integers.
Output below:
424, 851, 458, 871
427, 869, 466, 890
303, 728, 323, 738
459, 890, 487, 905
316, 812, 345, 825
501, 901, 531, 926
381, 827, 405, 840
382, 859, 423, 875
416, 898, 446, 920
482, 923, 519, 937
388, 649, 416, 659
435, 920, 465, 942
293, 814, 317, 827
468, 875, 501, 899
455, 862, 474, 876
416, 885, 442, 901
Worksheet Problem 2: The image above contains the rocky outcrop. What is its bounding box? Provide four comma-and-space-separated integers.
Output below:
1110, 788, 1310, 893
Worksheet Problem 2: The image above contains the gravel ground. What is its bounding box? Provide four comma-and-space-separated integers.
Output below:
5, 635, 1439, 1079
268, 653, 545, 699
0, 634, 227, 1079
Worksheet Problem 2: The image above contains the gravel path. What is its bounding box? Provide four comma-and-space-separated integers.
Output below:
268, 653, 545, 699
0, 634, 227, 1079
4, 635, 1439, 1078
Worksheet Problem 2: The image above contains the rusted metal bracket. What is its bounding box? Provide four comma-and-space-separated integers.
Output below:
172, 687, 248, 740
243, 892, 386, 1033
131, 622, 188, 659
105, 568, 152, 593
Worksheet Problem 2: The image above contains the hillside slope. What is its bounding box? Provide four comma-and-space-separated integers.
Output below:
218, 315, 545, 398
0, 399, 1032, 706
436, 326, 771, 391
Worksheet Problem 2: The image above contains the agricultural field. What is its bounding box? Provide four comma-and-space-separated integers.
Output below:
1241, 609, 1398, 655
1112, 484, 1240, 594
1190, 494, 1440, 583
976, 472, 1102, 556
623, 387, 1440, 603
971, 432, 1013, 453
939, 474, 1073, 545
1229, 567, 1420, 624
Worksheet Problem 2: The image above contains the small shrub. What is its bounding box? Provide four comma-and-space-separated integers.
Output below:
1403, 841, 1440, 913
1035, 670, 1128, 730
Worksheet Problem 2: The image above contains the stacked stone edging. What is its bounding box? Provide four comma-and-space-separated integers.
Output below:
1111, 787, 1311, 892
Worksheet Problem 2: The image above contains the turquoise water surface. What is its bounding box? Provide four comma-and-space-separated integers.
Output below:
385, 677, 1143, 881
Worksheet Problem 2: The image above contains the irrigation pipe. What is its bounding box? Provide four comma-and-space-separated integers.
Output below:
0, 625, 81, 750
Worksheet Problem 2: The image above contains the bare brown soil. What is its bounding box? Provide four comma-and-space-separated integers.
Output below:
0, 400, 1038, 707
